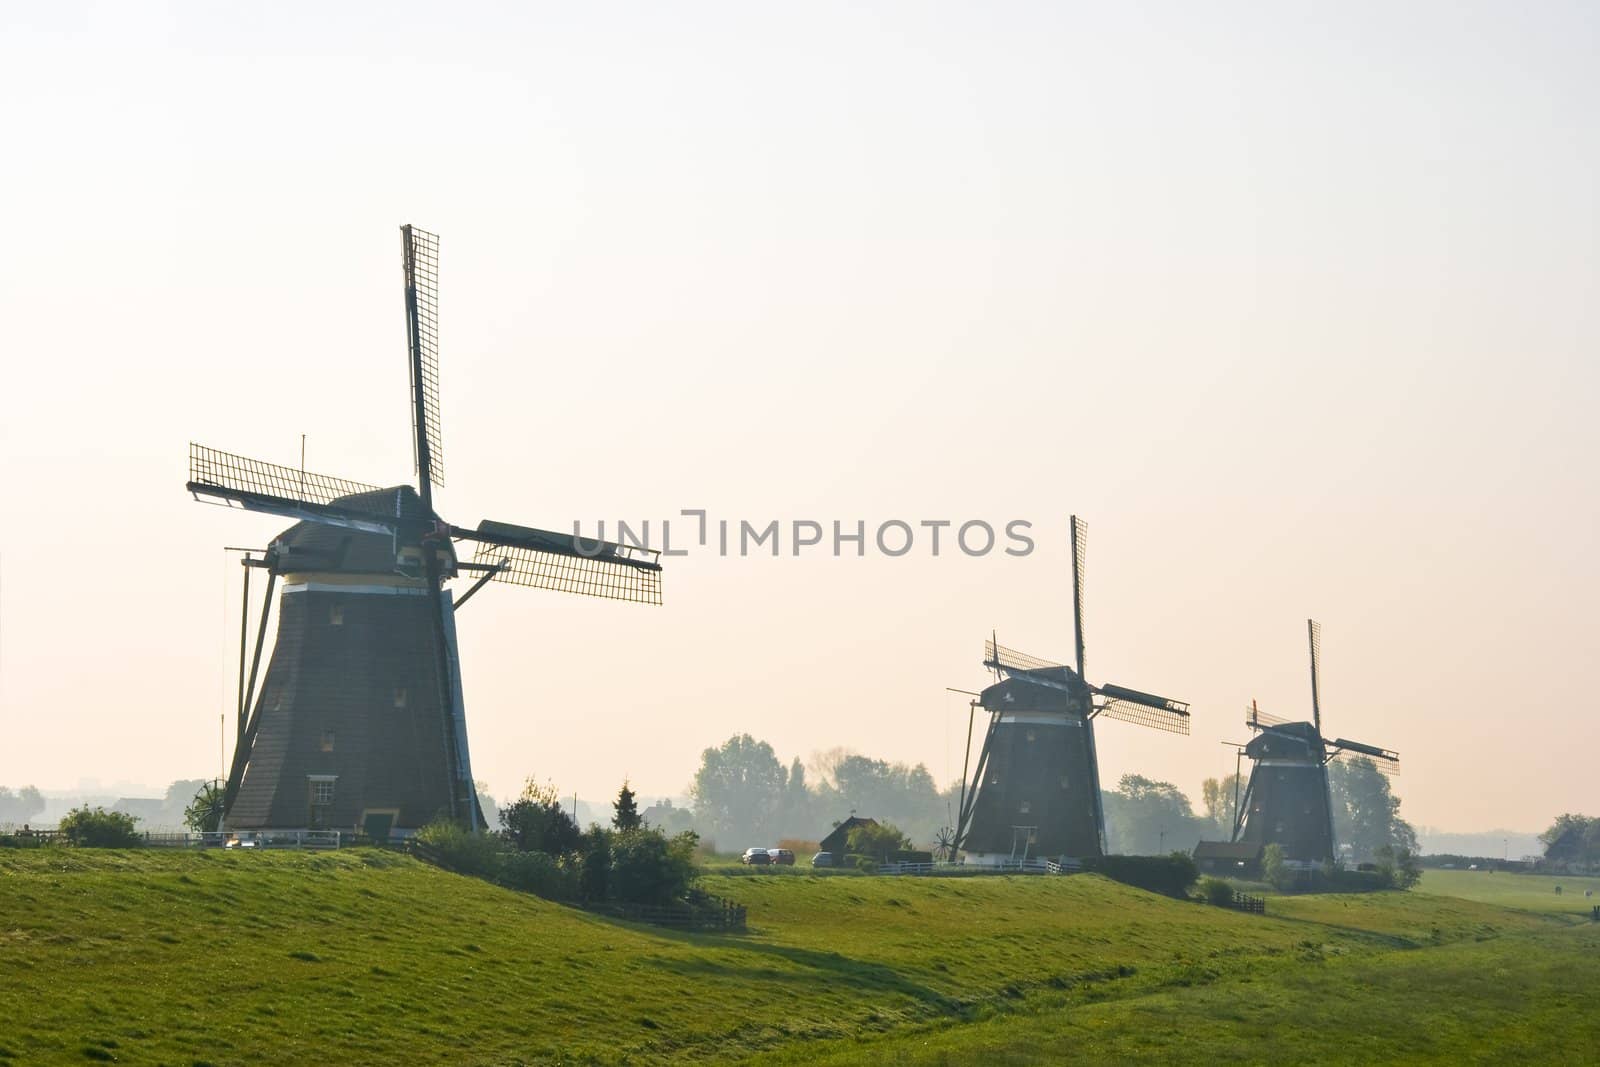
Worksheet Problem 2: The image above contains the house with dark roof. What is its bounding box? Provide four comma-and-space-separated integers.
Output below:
1193, 840, 1263, 876
819, 816, 878, 857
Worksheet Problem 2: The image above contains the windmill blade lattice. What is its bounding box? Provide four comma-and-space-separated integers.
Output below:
982, 639, 1063, 675
456, 518, 664, 605
1327, 748, 1401, 776
1096, 693, 1191, 735
402, 225, 444, 487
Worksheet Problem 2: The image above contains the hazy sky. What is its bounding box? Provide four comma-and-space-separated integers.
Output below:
1, 2, 1594, 831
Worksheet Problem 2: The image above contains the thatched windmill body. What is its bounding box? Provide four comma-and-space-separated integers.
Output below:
189, 226, 661, 838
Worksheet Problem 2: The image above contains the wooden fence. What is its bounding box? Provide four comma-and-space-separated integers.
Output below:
1230, 891, 1266, 913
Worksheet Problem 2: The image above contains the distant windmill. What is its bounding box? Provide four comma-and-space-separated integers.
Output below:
952, 517, 1190, 865
1233, 620, 1398, 863
188, 225, 662, 838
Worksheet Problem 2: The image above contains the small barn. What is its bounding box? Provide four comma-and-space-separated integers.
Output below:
819, 816, 878, 857
1193, 840, 1263, 876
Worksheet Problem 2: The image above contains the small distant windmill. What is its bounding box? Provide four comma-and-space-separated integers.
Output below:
1232, 620, 1398, 863
952, 517, 1190, 865
188, 225, 662, 837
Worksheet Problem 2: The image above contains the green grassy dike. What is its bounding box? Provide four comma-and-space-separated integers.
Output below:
1, 851, 1594, 1065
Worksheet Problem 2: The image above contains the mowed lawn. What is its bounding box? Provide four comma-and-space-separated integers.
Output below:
0, 850, 1591, 1065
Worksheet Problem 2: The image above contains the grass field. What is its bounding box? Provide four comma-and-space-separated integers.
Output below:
0, 851, 1594, 1064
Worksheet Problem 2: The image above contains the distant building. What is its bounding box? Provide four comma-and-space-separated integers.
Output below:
819, 816, 878, 857
1193, 840, 1263, 876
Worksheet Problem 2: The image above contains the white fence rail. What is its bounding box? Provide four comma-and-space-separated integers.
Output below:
877, 858, 1083, 876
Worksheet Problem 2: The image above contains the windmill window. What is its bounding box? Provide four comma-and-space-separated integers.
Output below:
329, 604, 345, 626
1059, 776, 1070, 790
308, 777, 336, 806
1019, 801, 1032, 815
320, 731, 335, 753
1025, 729, 1037, 743
393, 687, 408, 708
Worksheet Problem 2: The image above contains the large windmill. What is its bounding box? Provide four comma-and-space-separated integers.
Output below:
1231, 620, 1398, 864
952, 517, 1190, 865
188, 225, 662, 839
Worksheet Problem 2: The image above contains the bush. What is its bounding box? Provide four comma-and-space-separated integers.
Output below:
499, 784, 582, 856
846, 821, 912, 860
1262, 843, 1294, 891
610, 829, 700, 906
414, 819, 502, 878
1199, 876, 1236, 906
59, 807, 142, 848
580, 827, 612, 902
1087, 853, 1199, 898
497, 850, 575, 900
1376, 846, 1422, 889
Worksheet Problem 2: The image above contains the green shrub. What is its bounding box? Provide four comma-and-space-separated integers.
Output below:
499, 787, 582, 856
59, 807, 141, 848
610, 829, 699, 906
1199, 876, 1236, 906
1262, 843, 1294, 891
414, 820, 502, 877
580, 827, 612, 902
1376, 846, 1422, 890
497, 850, 575, 900
846, 821, 912, 860
1087, 853, 1199, 897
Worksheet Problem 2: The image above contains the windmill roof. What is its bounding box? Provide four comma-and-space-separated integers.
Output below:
273, 485, 439, 576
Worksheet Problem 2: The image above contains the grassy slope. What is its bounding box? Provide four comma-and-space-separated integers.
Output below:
0, 851, 1590, 1065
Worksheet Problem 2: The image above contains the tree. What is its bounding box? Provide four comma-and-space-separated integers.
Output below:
1102, 775, 1208, 855
776, 757, 814, 838
1200, 774, 1244, 839
689, 735, 787, 846
815, 754, 943, 846
845, 820, 912, 860
499, 777, 582, 855
612, 780, 642, 831
1329, 758, 1416, 862
1540, 814, 1597, 868
0, 785, 46, 825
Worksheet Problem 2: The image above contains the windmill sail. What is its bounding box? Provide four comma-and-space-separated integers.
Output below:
1094, 683, 1191, 734
468, 520, 662, 605
188, 444, 399, 535
402, 224, 444, 489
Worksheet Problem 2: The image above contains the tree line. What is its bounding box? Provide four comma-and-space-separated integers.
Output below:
669, 734, 1417, 862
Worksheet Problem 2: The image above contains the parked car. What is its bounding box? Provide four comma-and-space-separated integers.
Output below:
741, 847, 772, 865
811, 851, 834, 868
770, 848, 796, 866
